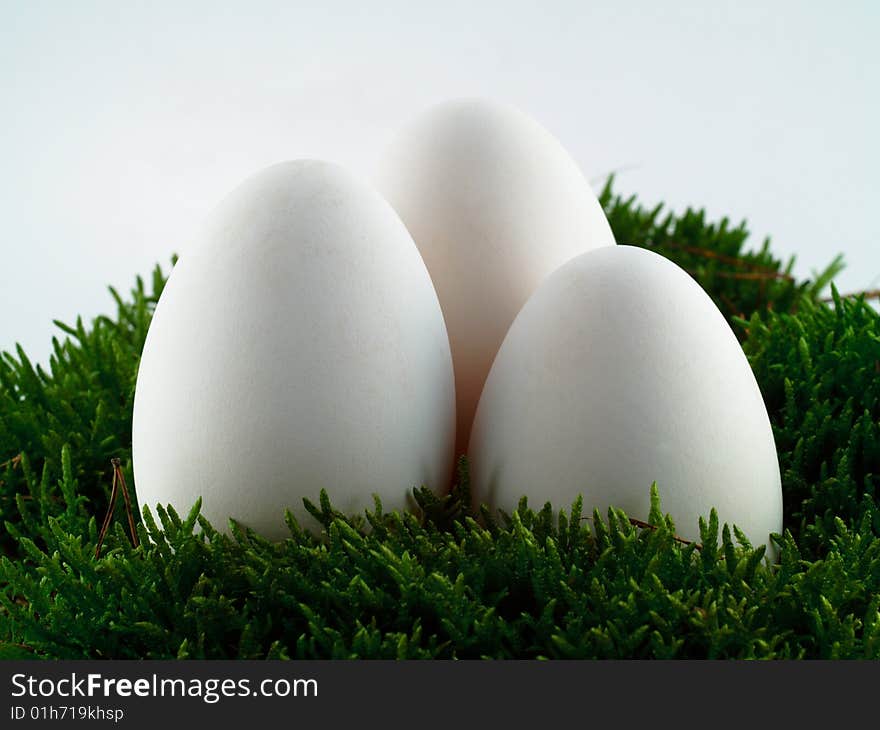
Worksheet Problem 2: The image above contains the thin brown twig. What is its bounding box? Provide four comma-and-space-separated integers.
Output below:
95, 466, 118, 559
683, 268, 790, 286
0, 453, 22, 470
0, 641, 36, 654
581, 514, 702, 550
113, 458, 139, 549
626, 517, 703, 550
95, 459, 139, 559
821, 289, 880, 302
713, 270, 793, 282
660, 241, 795, 280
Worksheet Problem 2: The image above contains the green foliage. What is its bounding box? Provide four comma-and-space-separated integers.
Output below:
740, 291, 880, 555
598, 177, 844, 323
3, 480, 880, 659
2, 184, 878, 659
0, 263, 171, 555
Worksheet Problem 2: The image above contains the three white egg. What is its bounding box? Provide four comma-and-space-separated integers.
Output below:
133, 99, 782, 549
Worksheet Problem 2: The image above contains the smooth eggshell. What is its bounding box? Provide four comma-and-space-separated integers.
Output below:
468, 245, 782, 552
133, 160, 455, 538
377, 98, 615, 455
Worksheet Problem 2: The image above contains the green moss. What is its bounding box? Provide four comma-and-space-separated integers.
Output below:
740, 291, 880, 554
1, 185, 878, 659
598, 177, 844, 323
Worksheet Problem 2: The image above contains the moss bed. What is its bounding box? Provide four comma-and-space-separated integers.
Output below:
1, 181, 878, 659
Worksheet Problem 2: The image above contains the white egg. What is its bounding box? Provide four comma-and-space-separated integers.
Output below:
377, 98, 615, 455
468, 245, 782, 551
133, 160, 455, 538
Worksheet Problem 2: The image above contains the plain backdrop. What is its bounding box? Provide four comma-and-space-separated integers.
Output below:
2, 0, 878, 364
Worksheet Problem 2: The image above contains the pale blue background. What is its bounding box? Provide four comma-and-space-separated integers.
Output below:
2, 0, 878, 363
